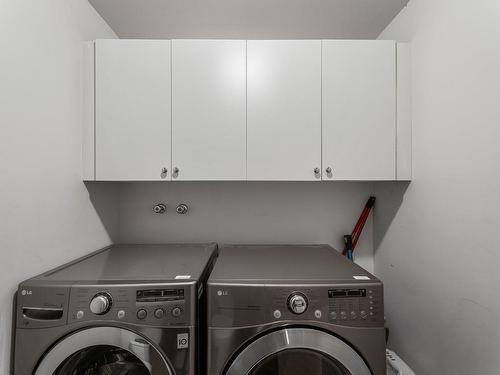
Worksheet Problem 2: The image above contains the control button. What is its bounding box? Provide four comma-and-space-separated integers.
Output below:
76, 310, 84, 320
273, 310, 282, 319
287, 293, 308, 314
314, 310, 322, 319
370, 312, 374, 316
350, 311, 357, 320
117, 310, 126, 319
330, 311, 337, 320
340, 311, 348, 320
137, 309, 147, 320
171, 307, 182, 317
89, 293, 112, 315
360, 310, 367, 319
154, 308, 165, 319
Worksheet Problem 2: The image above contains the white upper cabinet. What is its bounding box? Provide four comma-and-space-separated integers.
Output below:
86, 39, 409, 182
172, 40, 246, 180
247, 40, 322, 181
322, 40, 396, 180
95, 39, 171, 181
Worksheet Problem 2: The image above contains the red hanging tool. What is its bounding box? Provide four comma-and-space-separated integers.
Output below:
342, 196, 376, 257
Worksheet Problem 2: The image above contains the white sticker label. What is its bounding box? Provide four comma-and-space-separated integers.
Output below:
177, 333, 189, 349
175, 275, 191, 280
353, 276, 370, 280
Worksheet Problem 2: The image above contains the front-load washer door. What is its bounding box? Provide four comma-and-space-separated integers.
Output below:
34, 326, 173, 375
226, 328, 372, 375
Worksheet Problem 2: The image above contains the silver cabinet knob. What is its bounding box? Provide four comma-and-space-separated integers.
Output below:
173, 167, 179, 178
153, 203, 166, 214
314, 167, 320, 175
325, 167, 332, 174
176, 203, 188, 214
161, 167, 168, 179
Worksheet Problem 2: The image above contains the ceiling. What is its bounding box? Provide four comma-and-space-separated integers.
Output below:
88, 0, 410, 40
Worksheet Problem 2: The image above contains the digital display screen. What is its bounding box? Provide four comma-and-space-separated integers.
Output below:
328, 289, 366, 298
136, 288, 184, 302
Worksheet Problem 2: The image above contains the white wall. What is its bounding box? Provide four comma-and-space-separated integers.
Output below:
0, 1, 117, 373
376, 1, 500, 373
114, 182, 375, 272
88, 0, 409, 39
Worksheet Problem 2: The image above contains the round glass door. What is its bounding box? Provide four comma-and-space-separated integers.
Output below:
53, 344, 150, 374
225, 328, 371, 375
249, 348, 349, 375
34, 327, 172, 375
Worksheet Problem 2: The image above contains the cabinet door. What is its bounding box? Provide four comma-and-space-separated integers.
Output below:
247, 40, 322, 181
322, 40, 396, 180
172, 40, 246, 180
95, 39, 171, 181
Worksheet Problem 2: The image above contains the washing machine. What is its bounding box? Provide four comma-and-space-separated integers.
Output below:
13, 243, 218, 375
207, 244, 386, 375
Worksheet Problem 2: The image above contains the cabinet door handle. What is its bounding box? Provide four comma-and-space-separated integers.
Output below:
314, 167, 320, 175
160, 167, 168, 179
325, 167, 332, 174
173, 167, 179, 178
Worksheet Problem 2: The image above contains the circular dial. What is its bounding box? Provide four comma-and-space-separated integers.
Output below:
287, 293, 308, 314
171, 307, 182, 317
89, 293, 112, 315
137, 308, 147, 320
154, 308, 165, 319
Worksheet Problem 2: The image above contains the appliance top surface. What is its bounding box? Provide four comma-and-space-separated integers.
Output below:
208, 244, 378, 285
28, 243, 217, 284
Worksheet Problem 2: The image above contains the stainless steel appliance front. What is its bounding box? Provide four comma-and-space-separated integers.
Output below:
34, 326, 172, 375
14, 243, 218, 375
207, 245, 386, 375
225, 328, 371, 375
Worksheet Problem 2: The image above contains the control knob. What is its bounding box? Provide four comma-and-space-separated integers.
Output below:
137, 308, 147, 320
172, 307, 182, 317
89, 293, 112, 315
288, 293, 308, 314
154, 308, 165, 319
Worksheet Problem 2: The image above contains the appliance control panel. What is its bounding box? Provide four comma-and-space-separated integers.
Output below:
326, 287, 381, 325
209, 283, 384, 328
68, 284, 192, 326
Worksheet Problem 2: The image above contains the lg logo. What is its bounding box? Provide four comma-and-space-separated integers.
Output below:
21, 289, 32, 296
217, 290, 228, 296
